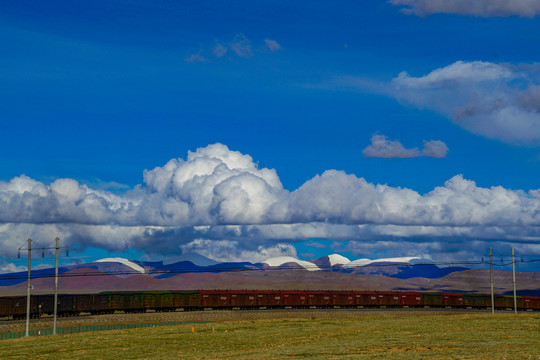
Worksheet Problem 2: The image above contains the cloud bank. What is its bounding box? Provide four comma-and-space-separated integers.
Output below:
388, 61, 540, 144
390, 0, 540, 18
362, 134, 448, 158
1, 143, 540, 261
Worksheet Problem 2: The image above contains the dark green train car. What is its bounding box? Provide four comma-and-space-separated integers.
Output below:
421, 292, 443, 307
494, 295, 522, 309
463, 294, 490, 308
172, 291, 199, 310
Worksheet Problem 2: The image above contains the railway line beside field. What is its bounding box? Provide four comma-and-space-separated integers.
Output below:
0, 307, 510, 333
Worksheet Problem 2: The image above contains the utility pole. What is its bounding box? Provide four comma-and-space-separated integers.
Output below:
512, 248, 517, 315
53, 237, 59, 335
25, 238, 31, 337
490, 248, 494, 314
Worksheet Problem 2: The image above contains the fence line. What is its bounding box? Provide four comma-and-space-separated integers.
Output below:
0, 321, 212, 340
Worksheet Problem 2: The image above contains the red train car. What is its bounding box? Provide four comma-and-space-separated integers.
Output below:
442, 293, 464, 307
282, 290, 308, 307
228, 290, 257, 308
306, 291, 332, 307
354, 291, 379, 306
199, 290, 229, 308
255, 290, 282, 307
332, 291, 355, 307
398, 291, 422, 307
523, 296, 540, 310
376, 291, 400, 307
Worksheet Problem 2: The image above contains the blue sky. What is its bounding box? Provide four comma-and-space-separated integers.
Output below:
2, 1, 540, 270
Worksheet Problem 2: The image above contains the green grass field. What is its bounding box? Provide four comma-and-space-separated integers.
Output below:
1, 313, 538, 359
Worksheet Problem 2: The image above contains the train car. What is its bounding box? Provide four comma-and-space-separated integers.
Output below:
172, 291, 199, 310
398, 291, 422, 307
463, 294, 490, 308
523, 296, 540, 310
494, 295, 522, 309
421, 292, 442, 307
106, 291, 144, 313
306, 291, 332, 307
282, 290, 308, 307
376, 291, 400, 307
331, 291, 355, 307
199, 290, 229, 308
0, 297, 12, 318
228, 290, 257, 308
441, 293, 464, 307
0, 296, 32, 319
88, 293, 112, 314
147, 292, 174, 311
255, 290, 282, 308
354, 291, 379, 307
57, 295, 79, 316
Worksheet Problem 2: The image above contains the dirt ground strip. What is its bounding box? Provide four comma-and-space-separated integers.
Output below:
0, 308, 496, 333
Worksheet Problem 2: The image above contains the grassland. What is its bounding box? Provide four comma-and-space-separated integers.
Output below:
1, 312, 538, 359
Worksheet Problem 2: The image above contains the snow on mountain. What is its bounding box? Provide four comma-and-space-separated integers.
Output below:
95, 257, 146, 273
263, 256, 321, 271
342, 256, 420, 268
311, 254, 351, 269
163, 252, 219, 267
327, 254, 350, 266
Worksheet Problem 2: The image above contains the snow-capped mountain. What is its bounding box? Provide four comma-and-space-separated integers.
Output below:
0, 252, 467, 289
162, 252, 219, 267
95, 258, 146, 273
261, 256, 321, 271
311, 254, 351, 268
342, 256, 420, 268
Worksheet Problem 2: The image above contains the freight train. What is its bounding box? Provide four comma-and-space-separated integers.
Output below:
1, 290, 539, 319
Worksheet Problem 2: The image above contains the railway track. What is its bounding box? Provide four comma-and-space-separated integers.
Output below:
0, 307, 504, 333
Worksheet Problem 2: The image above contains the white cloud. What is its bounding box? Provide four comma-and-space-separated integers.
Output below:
186, 35, 280, 63
390, 0, 540, 18
212, 43, 227, 58
1, 143, 540, 260
179, 239, 296, 263
422, 140, 449, 158
388, 61, 540, 144
185, 53, 208, 63
229, 34, 252, 58
0, 262, 26, 274
264, 39, 281, 51
362, 134, 448, 158
362, 134, 420, 158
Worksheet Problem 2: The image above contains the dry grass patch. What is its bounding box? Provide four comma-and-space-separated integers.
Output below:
1, 313, 538, 359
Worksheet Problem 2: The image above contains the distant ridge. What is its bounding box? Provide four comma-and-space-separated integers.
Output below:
3, 252, 538, 296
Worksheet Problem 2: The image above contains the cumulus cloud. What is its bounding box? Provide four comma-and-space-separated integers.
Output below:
362, 134, 448, 158
390, 0, 540, 18
2, 143, 540, 260
388, 61, 540, 144
362, 135, 420, 158
422, 140, 449, 158
179, 240, 296, 263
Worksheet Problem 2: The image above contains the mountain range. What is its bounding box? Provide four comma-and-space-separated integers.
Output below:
1, 253, 538, 296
